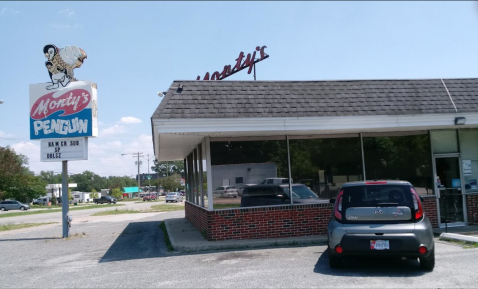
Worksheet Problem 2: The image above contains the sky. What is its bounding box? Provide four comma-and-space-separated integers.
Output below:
0, 1, 477, 178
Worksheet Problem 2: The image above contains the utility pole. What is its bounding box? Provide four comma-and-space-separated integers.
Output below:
145, 154, 155, 188
122, 152, 143, 199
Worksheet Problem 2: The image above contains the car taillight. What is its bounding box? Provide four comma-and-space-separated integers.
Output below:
335, 245, 343, 254
418, 246, 427, 255
410, 187, 424, 220
334, 190, 344, 220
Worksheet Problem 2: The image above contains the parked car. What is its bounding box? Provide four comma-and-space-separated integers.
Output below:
240, 184, 327, 207
0, 200, 31, 211
213, 186, 239, 198
327, 180, 435, 271
142, 194, 157, 201
93, 196, 117, 204
237, 184, 256, 197
178, 191, 185, 196
260, 178, 292, 185
165, 192, 183, 203
33, 198, 47, 205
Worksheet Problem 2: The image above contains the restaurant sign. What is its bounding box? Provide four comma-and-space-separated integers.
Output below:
29, 80, 98, 140
40, 137, 88, 162
197, 45, 269, 81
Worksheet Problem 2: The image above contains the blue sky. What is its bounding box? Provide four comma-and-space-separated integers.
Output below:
0, 1, 477, 177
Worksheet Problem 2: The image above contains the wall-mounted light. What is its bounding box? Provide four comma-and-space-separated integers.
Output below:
455, 117, 466, 125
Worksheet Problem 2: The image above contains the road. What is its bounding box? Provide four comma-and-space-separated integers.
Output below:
0, 200, 181, 225
0, 203, 477, 288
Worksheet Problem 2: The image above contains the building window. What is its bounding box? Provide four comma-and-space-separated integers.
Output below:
235, 177, 244, 184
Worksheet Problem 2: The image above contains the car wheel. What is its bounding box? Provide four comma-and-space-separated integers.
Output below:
108, 201, 111, 204
0, 207, 6, 211
233, 196, 237, 198
95, 201, 98, 204
419, 248, 435, 271
328, 247, 342, 269
20, 206, 25, 211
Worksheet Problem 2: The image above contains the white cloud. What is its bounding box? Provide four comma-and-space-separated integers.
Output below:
0, 131, 14, 138
50, 23, 82, 29
120, 117, 142, 124
0, 7, 20, 15
59, 8, 75, 17
101, 124, 127, 136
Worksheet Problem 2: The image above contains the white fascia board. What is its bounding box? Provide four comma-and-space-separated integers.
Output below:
152, 113, 478, 135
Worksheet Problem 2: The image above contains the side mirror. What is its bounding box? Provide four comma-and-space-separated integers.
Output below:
329, 198, 335, 204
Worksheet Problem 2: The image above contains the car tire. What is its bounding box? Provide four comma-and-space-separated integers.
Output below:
108, 201, 111, 204
20, 206, 25, 211
328, 247, 342, 269
95, 201, 98, 204
419, 248, 435, 271
0, 207, 6, 211
233, 196, 237, 198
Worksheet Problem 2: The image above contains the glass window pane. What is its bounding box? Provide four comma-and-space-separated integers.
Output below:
363, 133, 433, 195
289, 137, 363, 199
431, 129, 458, 154
210, 139, 289, 209
460, 128, 478, 192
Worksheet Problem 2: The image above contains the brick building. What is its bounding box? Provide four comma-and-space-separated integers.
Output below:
151, 78, 478, 241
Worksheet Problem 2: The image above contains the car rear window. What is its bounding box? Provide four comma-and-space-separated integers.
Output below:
340, 184, 415, 223
243, 186, 282, 198
281, 185, 318, 199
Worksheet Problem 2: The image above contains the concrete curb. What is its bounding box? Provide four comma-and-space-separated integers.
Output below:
173, 237, 329, 253
439, 233, 478, 244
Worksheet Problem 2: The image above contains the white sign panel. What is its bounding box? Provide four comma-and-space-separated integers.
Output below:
40, 137, 88, 162
463, 160, 472, 176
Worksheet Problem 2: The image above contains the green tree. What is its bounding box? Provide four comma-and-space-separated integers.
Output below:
91, 188, 99, 199
0, 146, 46, 203
152, 160, 184, 177
158, 174, 182, 192
39, 170, 63, 184
111, 188, 123, 199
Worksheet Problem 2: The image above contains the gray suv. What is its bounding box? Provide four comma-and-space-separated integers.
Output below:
0, 200, 31, 211
327, 180, 435, 271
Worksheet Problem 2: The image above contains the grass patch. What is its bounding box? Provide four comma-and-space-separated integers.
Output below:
159, 222, 174, 251
443, 239, 478, 249
149, 204, 185, 212
0, 222, 57, 231
90, 208, 142, 216
0, 204, 125, 219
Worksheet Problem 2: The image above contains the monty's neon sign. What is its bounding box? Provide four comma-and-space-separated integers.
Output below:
197, 45, 269, 81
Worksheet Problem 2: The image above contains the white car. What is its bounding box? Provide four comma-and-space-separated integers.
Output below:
237, 184, 256, 197
165, 192, 183, 203
213, 186, 238, 198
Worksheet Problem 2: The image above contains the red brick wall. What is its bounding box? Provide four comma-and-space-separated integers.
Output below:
422, 195, 439, 228
186, 202, 332, 241
186, 195, 440, 241
466, 194, 478, 225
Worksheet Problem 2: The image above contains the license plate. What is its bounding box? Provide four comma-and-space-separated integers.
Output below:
370, 240, 390, 250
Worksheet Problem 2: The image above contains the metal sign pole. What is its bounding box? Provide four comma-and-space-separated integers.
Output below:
62, 160, 70, 238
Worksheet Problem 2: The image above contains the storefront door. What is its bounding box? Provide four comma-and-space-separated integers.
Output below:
435, 156, 465, 227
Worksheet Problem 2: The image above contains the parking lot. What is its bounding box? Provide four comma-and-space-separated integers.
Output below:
0, 204, 478, 288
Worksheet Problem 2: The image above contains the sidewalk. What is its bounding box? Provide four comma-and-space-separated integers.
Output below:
164, 218, 327, 253
164, 218, 478, 253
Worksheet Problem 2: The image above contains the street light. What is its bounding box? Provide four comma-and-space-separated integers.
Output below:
0, 100, 4, 104
122, 152, 143, 199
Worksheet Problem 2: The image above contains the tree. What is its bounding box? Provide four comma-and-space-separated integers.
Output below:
152, 160, 184, 177
0, 146, 46, 203
111, 188, 123, 199
91, 188, 99, 199
158, 173, 182, 192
